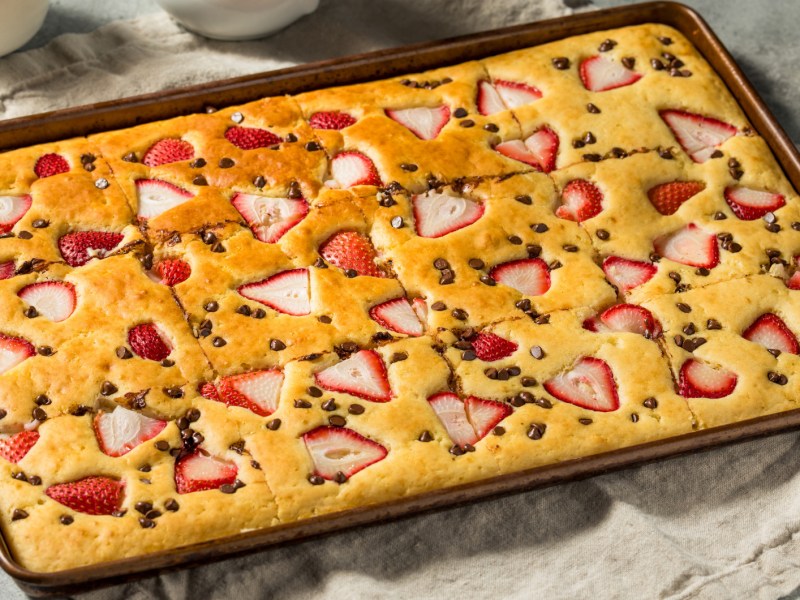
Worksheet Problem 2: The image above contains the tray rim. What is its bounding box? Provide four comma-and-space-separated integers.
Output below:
2, 1, 800, 595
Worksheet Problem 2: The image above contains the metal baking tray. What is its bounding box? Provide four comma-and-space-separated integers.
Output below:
1, 1, 799, 595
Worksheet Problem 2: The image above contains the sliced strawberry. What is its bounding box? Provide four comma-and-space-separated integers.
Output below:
0, 333, 35, 376
175, 450, 237, 494
489, 258, 551, 296
412, 190, 484, 238
309, 111, 357, 130
647, 181, 706, 215
154, 259, 191, 286
602, 256, 657, 293
496, 127, 559, 173
385, 105, 450, 140
477, 80, 507, 116
724, 187, 786, 221
544, 357, 619, 412
789, 258, 800, 291
216, 369, 284, 416
580, 55, 642, 92
34, 153, 69, 178
0, 194, 32, 234
303, 426, 387, 480
315, 350, 391, 402
369, 297, 424, 336
660, 110, 737, 163
0, 261, 14, 280
231, 193, 308, 243
199, 381, 219, 400
128, 323, 172, 361
0, 430, 40, 463
224, 126, 282, 150
141, 138, 194, 167
58, 231, 124, 267
653, 223, 719, 268
471, 332, 518, 361
319, 231, 384, 277
678, 358, 737, 398
556, 179, 603, 222
465, 396, 512, 440
135, 179, 194, 220
94, 406, 167, 457
17, 281, 76, 322
237, 268, 310, 316
494, 79, 542, 108
583, 304, 661, 338
45, 476, 124, 515
330, 151, 381, 187
412, 297, 428, 324
742, 313, 799, 354
427, 392, 478, 447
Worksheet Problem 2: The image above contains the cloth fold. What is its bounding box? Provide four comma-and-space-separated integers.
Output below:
1, 2, 800, 599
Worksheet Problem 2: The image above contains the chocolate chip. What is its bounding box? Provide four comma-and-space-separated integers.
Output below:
417, 430, 433, 442
236, 305, 252, 316
673, 334, 684, 347
676, 302, 692, 313
579, 418, 593, 425
31, 219, 49, 229
631, 413, 640, 423
534, 397, 552, 409
508, 235, 522, 245
729, 242, 743, 252
321, 398, 337, 411
135, 501, 153, 514
521, 376, 537, 387
212, 336, 227, 347
189, 158, 206, 168
60, 515, 74, 525
449, 444, 465, 456
12, 472, 27, 482
390, 351, 409, 363
0, 409, 6, 420
484, 123, 499, 133
730, 168, 744, 180
453, 108, 468, 118
643, 397, 658, 409
400, 163, 418, 172
548, 261, 562, 271
765, 223, 781, 233
658, 36, 673, 45
431, 301, 446, 311
12, 509, 28, 521
100, 381, 117, 396
534, 314, 551, 325
531, 223, 549, 233
527, 423, 546, 440
572, 139, 586, 149
217, 157, 235, 169
710, 150, 724, 159
582, 153, 602, 162
478, 274, 496, 286
266, 418, 281, 430
333, 472, 348, 484
164, 386, 184, 398
122, 152, 138, 162
621, 57, 636, 69
468, 258, 485, 269
294, 399, 312, 409
669, 271, 682, 284
583, 132, 597, 145
527, 244, 542, 258
587, 103, 601, 114
329, 415, 347, 428
596, 229, 610, 240
32, 407, 47, 421
459, 119, 475, 128
552, 57, 571, 70
563, 244, 578, 253
658, 148, 674, 159
344, 269, 358, 278
115, 346, 133, 360
112, 510, 127, 518
683, 323, 697, 336
307, 386, 323, 398
155, 440, 170, 451
17, 231, 33, 241
598, 39, 617, 52
308, 474, 325, 485
451, 308, 468, 321
219, 484, 237, 494
37, 346, 53, 356
768, 371, 788, 385
202, 231, 217, 245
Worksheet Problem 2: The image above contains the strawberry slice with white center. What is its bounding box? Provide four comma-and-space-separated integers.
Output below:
723, 187, 786, 221
544, 357, 620, 412
496, 127, 559, 173
128, 323, 172, 361
580, 55, 642, 92
175, 450, 238, 494
94, 406, 167, 457
742, 313, 799, 354
471, 332, 518, 361
678, 359, 737, 398
477, 80, 507, 116
653, 223, 719, 268
0, 430, 40, 463
34, 153, 69, 178
385, 105, 450, 140
660, 110, 737, 163
303, 426, 387, 481
556, 179, 603, 221
154, 258, 191, 286
309, 111, 356, 130
17, 281, 76, 322
427, 392, 478, 447
0, 261, 14, 280
141, 138, 194, 167
319, 231, 384, 277
0, 334, 35, 376
494, 79, 542, 108
412, 190, 484, 238
135, 179, 194, 220
216, 369, 284, 416
330, 151, 381, 187
0, 194, 32, 234
412, 298, 428, 325
647, 181, 706, 216
231, 193, 309, 243
583, 304, 661, 338
489, 258, 551, 296
465, 396, 512, 440
58, 231, 124, 267
369, 297, 424, 336
602, 256, 657, 293
315, 349, 391, 402
224, 126, 282, 149
237, 268, 310, 316
789, 257, 800, 291
46, 476, 124, 515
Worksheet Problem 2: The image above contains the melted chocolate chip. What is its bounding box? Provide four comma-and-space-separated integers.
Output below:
211, 242, 226, 253
17, 231, 33, 240
587, 103, 601, 114
294, 399, 312, 409
643, 397, 658, 409
329, 415, 347, 428
266, 418, 281, 431
12, 509, 28, 521
459, 119, 475, 128
212, 336, 227, 347
390, 351, 409, 363
453, 107, 468, 118
101, 381, 118, 396
527, 423, 546, 440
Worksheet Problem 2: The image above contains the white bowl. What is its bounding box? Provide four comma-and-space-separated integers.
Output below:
155, 0, 319, 41
0, 0, 49, 58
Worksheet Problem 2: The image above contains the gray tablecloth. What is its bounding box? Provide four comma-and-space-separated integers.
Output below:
1, 1, 800, 599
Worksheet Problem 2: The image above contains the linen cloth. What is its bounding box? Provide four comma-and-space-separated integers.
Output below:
1, 1, 800, 598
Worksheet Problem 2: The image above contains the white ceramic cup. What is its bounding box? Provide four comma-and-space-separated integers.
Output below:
0, 0, 49, 58
154, 0, 320, 41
